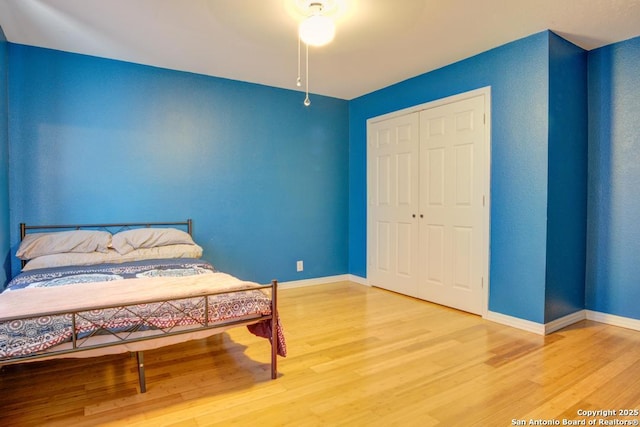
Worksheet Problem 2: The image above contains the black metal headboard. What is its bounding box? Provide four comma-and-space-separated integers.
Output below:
20, 219, 193, 240
18, 219, 193, 267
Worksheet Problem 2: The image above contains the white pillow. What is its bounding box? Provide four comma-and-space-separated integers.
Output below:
22, 244, 204, 271
17, 230, 112, 260
111, 228, 196, 255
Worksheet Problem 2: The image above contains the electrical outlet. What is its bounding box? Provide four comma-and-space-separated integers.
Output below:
296, 260, 304, 272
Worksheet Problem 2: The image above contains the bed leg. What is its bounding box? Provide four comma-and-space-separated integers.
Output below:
271, 279, 278, 380
136, 351, 147, 393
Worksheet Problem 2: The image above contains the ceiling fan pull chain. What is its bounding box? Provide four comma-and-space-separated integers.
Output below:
304, 42, 311, 106
296, 34, 302, 88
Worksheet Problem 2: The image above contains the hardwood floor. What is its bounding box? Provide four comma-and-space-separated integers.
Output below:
2, 281, 640, 426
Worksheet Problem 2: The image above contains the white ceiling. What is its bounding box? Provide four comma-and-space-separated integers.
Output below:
1, 0, 639, 100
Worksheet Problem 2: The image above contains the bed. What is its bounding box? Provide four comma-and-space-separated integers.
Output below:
0, 220, 286, 392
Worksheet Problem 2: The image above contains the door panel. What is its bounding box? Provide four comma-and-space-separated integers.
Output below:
454, 144, 473, 205
367, 112, 420, 297
376, 221, 391, 272
427, 148, 445, 206
426, 224, 444, 284
418, 95, 485, 314
452, 225, 472, 290
377, 155, 391, 205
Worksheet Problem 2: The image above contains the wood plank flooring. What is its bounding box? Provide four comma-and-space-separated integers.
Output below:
2, 281, 640, 426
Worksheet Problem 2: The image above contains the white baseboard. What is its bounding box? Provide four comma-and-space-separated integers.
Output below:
277, 274, 352, 289
484, 310, 586, 335
484, 311, 546, 335
347, 274, 369, 286
586, 310, 640, 332
486, 308, 640, 335
278, 274, 369, 289
544, 310, 587, 334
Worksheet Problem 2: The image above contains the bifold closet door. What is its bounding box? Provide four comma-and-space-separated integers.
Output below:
367, 93, 488, 315
367, 112, 420, 297
418, 95, 486, 314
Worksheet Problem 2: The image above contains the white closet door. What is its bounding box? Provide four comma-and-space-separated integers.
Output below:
418, 95, 486, 314
367, 112, 420, 297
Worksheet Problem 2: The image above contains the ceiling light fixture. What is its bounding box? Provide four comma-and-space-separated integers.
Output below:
299, 3, 336, 47
295, 1, 336, 107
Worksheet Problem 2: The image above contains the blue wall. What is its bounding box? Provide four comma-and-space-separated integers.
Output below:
349, 31, 550, 323
586, 36, 640, 321
349, 31, 640, 325
4, 29, 640, 325
7, 44, 349, 284
544, 33, 588, 322
0, 26, 9, 286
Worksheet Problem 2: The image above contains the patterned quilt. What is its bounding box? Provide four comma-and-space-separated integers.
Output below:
0, 259, 286, 359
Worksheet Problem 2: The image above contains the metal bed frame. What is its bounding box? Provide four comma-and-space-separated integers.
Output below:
3, 220, 280, 392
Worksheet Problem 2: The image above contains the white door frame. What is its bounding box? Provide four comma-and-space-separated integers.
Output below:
366, 86, 491, 317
